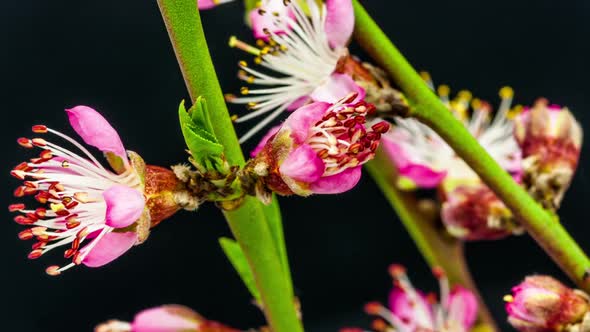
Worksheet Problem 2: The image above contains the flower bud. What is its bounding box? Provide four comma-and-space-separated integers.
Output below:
505, 276, 590, 331
94, 305, 240, 332
514, 99, 582, 209
251, 94, 389, 196
441, 180, 523, 241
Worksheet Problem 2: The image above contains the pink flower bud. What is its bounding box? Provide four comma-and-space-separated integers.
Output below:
506, 276, 590, 331
514, 99, 582, 209
441, 181, 523, 241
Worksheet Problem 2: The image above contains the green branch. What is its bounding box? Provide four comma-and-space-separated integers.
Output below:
353, 0, 590, 292
157, 1, 301, 331
366, 151, 497, 329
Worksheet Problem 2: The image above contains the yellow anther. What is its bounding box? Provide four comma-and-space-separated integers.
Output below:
50, 203, 65, 212
247, 76, 255, 84
254, 57, 262, 65
471, 98, 482, 110
457, 90, 472, 101
419, 71, 431, 82
224, 93, 236, 102
230, 114, 239, 122
507, 105, 524, 119
256, 39, 266, 47
437, 84, 450, 97
499, 86, 514, 99
240, 87, 250, 95
247, 102, 257, 109
503, 295, 514, 303
239, 60, 248, 67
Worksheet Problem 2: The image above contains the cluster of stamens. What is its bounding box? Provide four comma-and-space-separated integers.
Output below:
307, 94, 390, 176
226, 0, 346, 142
364, 265, 452, 332
9, 125, 141, 275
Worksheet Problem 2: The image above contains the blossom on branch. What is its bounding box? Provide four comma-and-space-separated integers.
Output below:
352, 264, 478, 332
10, 106, 196, 275
248, 93, 389, 196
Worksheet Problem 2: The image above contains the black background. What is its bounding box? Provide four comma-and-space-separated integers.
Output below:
3, 1, 590, 331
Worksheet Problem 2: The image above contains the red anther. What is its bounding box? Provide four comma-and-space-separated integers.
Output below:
25, 213, 38, 221
370, 141, 379, 152
24, 187, 38, 196
342, 92, 359, 104
17, 137, 33, 148
365, 103, 377, 115
343, 119, 356, 128
371, 319, 388, 332
31, 138, 47, 147
317, 149, 330, 159
31, 226, 47, 236
13, 186, 26, 197
55, 209, 70, 217
66, 219, 81, 230
32, 125, 48, 133
45, 265, 61, 276
348, 142, 362, 154
432, 266, 446, 279
8, 203, 25, 212
18, 229, 34, 240
371, 121, 391, 134
39, 150, 53, 160
14, 216, 34, 225
73, 252, 83, 265
10, 170, 26, 180
35, 208, 47, 218
71, 238, 80, 250
28, 249, 43, 259
364, 302, 383, 315
49, 183, 65, 192
354, 115, 366, 124
36, 234, 49, 241
34, 192, 48, 204
30, 157, 43, 164
23, 181, 37, 189
64, 248, 76, 259
14, 162, 31, 171
64, 200, 78, 210
32, 242, 47, 250
77, 227, 90, 239
388, 264, 407, 278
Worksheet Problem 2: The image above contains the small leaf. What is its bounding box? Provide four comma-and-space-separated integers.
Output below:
178, 99, 225, 171
219, 237, 261, 302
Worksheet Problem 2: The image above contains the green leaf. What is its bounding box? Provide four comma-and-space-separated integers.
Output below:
219, 237, 261, 302
178, 99, 225, 171
261, 195, 293, 297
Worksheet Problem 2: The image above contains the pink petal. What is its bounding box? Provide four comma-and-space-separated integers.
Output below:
250, 125, 281, 158
388, 287, 435, 330
381, 137, 446, 188
103, 185, 145, 229
310, 166, 362, 194
198, 0, 218, 9
283, 102, 331, 144
324, 0, 354, 48
249, 3, 294, 40
279, 144, 325, 183
82, 231, 137, 267
287, 96, 312, 111
446, 286, 478, 330
132, 306, 199, 332
309, 73, 366, 104
65, 106, 128, 163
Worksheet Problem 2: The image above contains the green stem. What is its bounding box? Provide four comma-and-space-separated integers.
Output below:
157, 1, 301, 331
366, 151, 497, 330
353, 0, 590, 291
